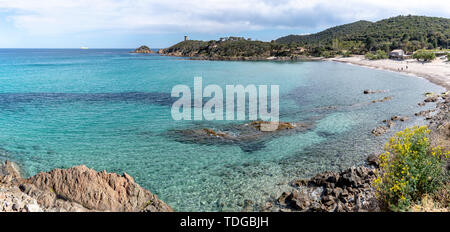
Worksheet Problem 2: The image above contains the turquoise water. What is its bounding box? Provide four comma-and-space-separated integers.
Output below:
0, 49, 444, 211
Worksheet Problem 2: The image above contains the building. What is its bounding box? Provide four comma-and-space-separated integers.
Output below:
389, 49, 406, 59
184, 36, 188, 41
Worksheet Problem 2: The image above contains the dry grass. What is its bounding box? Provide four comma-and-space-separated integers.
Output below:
411, 182, 450, 212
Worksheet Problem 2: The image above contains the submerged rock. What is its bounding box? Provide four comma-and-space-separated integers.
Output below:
371, 96, 392, 104
167, 120, 315, 152
250, 121, 296, 132
363, 89, 386, 94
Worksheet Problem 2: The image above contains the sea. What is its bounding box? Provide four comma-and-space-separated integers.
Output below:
0, 49, 444, 211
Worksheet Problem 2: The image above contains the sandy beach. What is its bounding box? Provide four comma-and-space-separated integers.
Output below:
329, 55, 450, 91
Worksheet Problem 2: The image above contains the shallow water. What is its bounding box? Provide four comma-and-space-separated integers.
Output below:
0, 49, 444, 211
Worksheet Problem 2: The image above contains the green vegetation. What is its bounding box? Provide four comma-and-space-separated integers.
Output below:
373, 126, 449, 211
276, 15, 450, 54
137, 45, 150, 50
163, 16, 450, 59
412, 51, 436, 61
162, 37, 294, 60
341, 51, 352, 57
365, 50, 388, 60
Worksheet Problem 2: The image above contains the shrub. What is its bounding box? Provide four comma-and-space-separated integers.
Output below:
342, 51, 352, 57
320, 51, 335, 58
365, 50, 388, 60
365, 52, 376, 60
373, 126, 449, 211
375, 50, 388, 59
413, 51, 436, 61
447, 54, 450, 61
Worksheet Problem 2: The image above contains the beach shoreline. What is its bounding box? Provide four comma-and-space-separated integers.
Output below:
266, 55, 450, 212
328, 55, 450, 91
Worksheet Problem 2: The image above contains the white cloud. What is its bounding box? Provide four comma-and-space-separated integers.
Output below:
0, 0, 449, 35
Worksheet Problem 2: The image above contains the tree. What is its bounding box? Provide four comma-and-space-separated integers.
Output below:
365, 36, 375, 51
375, 50, 388, 59
413, 51, 436, 61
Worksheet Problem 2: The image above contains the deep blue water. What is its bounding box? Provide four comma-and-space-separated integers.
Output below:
0, 49, 444, 211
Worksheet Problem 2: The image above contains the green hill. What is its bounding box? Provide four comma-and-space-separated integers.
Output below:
276, 20, 373, 44
276, 15, 450, 53
160, 16, 450, 59
161, 37, 294, 60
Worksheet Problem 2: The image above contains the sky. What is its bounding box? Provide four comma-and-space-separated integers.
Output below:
0, 0, 449, 48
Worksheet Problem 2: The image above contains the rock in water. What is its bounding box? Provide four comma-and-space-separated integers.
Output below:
132, 45, 153, 54
27, 165, 173, 212
371, 126, 389, 136
0, 160, 21, 180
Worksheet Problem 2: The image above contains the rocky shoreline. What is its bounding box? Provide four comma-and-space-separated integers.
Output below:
158, 53, 324, 61
0, 161, 173, 212
266, 91, 449, 212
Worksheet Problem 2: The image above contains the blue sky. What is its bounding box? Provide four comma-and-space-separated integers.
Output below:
0, 0, 449, 48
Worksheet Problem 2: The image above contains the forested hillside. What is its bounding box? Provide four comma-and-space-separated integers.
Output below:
276, 15, 450, 54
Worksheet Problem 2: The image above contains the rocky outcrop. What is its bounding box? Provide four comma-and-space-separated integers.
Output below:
371, 118, 397, 136
272, 166, 380, 212
28, 165, 172, 212
415, 109, 435, 119
132, 45, 153, 54
0, 161, 173, 212
0, 160, 21, 180
390, 115, 408, 122
428, 93, 450, 151
424, 95, 439, 103
371, 126, 389, 136
371, 115, 411, 136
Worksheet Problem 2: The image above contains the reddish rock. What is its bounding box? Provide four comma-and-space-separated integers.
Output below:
23, 166, 173, 212
0, 160, 21, 180
27, 165, 173, 212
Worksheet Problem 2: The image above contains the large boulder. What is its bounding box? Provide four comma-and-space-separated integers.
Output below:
27, 165, 173, 212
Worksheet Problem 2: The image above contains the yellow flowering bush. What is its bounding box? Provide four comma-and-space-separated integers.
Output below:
373, 126, 450, 211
